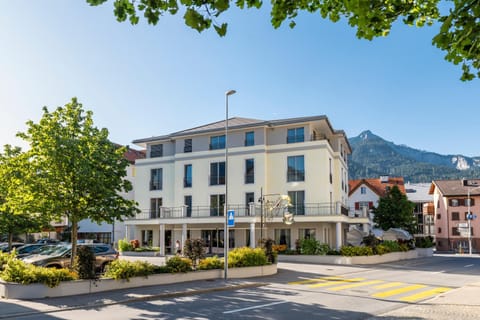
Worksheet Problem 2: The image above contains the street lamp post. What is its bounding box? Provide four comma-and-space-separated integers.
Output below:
224, 89, 236, 280
463, 179, 479, 255
468, 187, 473, 255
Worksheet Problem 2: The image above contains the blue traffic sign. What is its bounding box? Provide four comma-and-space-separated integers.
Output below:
227, 210, 235, 227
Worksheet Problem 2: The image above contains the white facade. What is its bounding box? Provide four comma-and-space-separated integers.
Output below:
126, 116, 368, 253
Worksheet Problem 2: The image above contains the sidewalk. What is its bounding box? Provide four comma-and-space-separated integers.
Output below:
0, 278, 263, 320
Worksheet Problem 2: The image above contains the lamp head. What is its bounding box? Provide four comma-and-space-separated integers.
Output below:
226, 90, 236, 96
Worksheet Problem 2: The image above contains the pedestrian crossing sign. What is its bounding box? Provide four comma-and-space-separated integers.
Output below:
227, 210, 235, 227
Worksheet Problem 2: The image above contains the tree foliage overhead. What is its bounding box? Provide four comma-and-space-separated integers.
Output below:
86, 0, 480, 81
372, 185, 417, 234
11, 98, 139, 263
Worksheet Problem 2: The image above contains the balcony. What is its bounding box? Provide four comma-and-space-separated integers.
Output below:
126, 202, 350, 221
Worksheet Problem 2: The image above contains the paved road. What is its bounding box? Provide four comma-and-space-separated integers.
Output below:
2, 254, 479, 319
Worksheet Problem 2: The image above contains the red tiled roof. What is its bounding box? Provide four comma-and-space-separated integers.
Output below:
349, 177, 406, 197
123, 148, 145, 164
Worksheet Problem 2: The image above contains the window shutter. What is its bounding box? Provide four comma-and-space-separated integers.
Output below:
448, 199, 452, 206
369, 202, 373, 209
471, 198, 475, 206
355, 202, 359, 210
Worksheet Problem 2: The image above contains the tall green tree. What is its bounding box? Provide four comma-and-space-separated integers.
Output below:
372, 185, 416, 234
11, 98, 139, 265
0, 145, 48, 250
86, 0, 480, 81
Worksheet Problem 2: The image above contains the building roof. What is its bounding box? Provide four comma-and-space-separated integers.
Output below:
404, 182, 433, 202
349, 176, 406, 197
123, 148, 146, 164
429, 179, 480, 197
132, 115, 351, 151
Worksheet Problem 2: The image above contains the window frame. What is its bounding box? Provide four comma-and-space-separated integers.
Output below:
210, 161, 226, 185
245, 158, 254, 184
245, 131, 255, 146
210, 135, 226, 150
287, 127, 305, 144
150, 168, 163, 191
287, 155, 305, 182
150, 144, 163, 158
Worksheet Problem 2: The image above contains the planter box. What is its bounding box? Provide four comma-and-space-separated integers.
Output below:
0, 264, 277, 300
278, 248, 434, 265
119, 251, 161, 257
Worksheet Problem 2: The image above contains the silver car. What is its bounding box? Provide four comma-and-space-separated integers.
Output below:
22, 243, 118, 272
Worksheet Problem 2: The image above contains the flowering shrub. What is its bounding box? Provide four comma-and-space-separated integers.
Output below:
228, 247, 268, 268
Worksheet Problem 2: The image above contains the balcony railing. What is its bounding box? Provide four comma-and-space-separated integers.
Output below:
127, 202, 350, 220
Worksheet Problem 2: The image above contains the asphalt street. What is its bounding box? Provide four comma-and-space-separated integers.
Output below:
1, 254, 479, 320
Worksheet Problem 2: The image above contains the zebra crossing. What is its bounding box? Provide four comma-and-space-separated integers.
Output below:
288, 276, 452, 302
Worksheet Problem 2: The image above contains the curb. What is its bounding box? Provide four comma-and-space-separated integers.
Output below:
0, 281, 266, 319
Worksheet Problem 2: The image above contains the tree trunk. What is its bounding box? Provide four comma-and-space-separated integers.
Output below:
8, 232, 13, 251
70, 219, 78, 268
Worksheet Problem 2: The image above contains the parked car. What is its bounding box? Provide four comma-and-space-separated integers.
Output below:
22, 243, 118, 272
0, 242, 25, 252
35, 238, 60, 244
14, 244, 49, 258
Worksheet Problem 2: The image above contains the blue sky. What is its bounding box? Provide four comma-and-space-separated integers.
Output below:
1, 1, 479, 156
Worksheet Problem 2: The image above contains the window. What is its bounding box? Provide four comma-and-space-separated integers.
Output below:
150, 144, 163, 158
287, 155, 305, 182
245, 131, 254, 146
184, 195, 192, 217
465, 198, 475, 206
275, 229, 291, 248
329, 158, 332, 184
245, 192, 255, 216
245, 159, 254, 184
452, 227, 460, 236
184, 139, 192, 153
141, 230, 153, 246
452, 212, 460, 220
210, 162, 225, 185
150, 198, 162, 218
287, 127, 304, 143
437, 214, 441, 219
361, 186, 367, 194
184, 164, 192, 188
298, 228, 316, 240
210, 194, 225, 216
288, 190, 305, 215
150, 168, 162, 190
210, 135, 225, 150
450, 199, 459, 207
438, 227, 442, 233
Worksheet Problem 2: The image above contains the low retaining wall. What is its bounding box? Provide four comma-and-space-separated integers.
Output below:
119, 251, 161, 257
0, 264, 277, 300
278, 248, 434, 265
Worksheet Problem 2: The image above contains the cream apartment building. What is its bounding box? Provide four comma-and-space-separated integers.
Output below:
125, 116, 368, 254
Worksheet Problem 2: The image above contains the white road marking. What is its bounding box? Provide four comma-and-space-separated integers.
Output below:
464, 264, 474, 268
223, 301, 288, 314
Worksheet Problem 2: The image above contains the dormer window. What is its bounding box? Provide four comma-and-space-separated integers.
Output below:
210, 135, 225, 150
150, 144, 163, 158
287, 127, 304, 144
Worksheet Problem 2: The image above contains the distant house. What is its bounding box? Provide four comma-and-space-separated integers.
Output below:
429, 179, 480, 253
348, 176, 406, 232
404, 182, 434, 237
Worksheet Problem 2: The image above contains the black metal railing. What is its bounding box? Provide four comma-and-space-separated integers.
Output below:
127, 202, 351, 220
